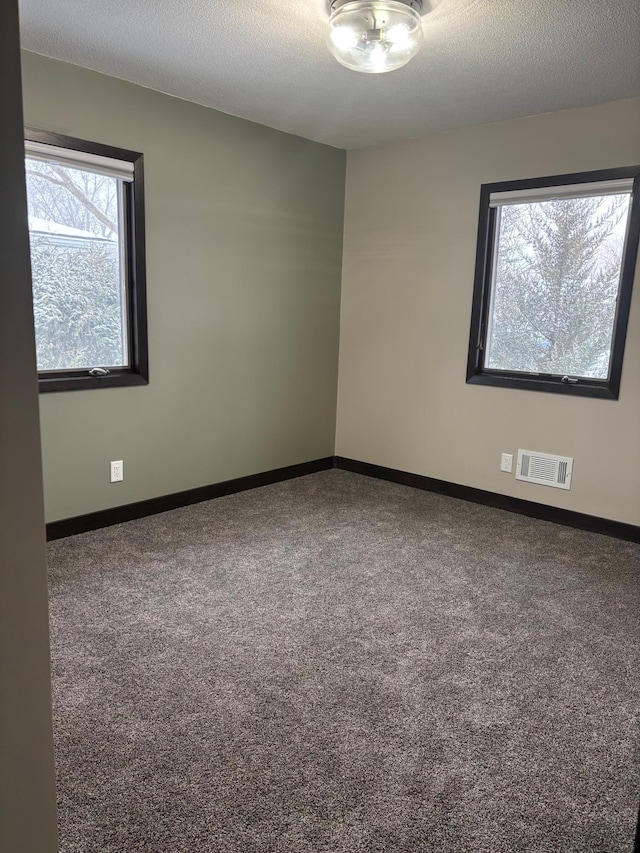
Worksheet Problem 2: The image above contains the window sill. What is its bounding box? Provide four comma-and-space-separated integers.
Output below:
466, 372, 618, 400
38, 372, 148, 394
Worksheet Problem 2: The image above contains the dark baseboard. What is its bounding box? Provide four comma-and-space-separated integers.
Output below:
334, 456, 640, 544
46, 454, 640, 545
46, 457, 334, 541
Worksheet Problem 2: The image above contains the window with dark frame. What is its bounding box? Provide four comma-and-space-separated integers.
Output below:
24, 129, 148, 393
466, 166, 640, 400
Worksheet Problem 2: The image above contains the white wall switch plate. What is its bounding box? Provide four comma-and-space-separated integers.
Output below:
110, 460, 124, 483
500, 453, 513, 473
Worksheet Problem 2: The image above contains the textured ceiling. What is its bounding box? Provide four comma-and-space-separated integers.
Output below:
18, 0, 640, 149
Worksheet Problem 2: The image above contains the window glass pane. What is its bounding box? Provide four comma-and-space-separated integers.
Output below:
25, 157, 128, 372
484, 193, 632, 379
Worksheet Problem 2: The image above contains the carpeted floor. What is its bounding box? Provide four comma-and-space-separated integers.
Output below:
47, 469, 640, 852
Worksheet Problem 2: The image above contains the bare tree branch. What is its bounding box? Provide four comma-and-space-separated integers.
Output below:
26, 167, 118, 234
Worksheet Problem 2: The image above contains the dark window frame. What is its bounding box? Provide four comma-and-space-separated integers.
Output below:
466, 166, 640, 400
25, 128, 148, 393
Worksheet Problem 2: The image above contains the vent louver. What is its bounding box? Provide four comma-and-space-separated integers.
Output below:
516, 449, 573, 490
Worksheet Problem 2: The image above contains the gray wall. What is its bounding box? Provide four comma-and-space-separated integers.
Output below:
337, 98, 640, 525
0, 8, 58, 852
21, 52, 346, 523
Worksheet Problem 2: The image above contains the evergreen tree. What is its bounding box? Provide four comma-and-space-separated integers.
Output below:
486, 195, 628, 379
30, 237, 124, 371
25, 160, 125, 370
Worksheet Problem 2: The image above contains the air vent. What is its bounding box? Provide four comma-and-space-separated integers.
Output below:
516, 449, 573, 490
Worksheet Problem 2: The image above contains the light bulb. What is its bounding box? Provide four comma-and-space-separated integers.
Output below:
330, 26, 360, 50
386, 22, 413, 51
326, 0, 424, 74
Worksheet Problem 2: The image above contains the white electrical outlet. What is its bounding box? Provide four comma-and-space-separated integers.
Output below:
110, 460, 124, 483
500, 453, 513, 473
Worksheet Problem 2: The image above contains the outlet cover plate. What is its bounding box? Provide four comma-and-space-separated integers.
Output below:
110, 460, 123, 483
500, 453, 513, 473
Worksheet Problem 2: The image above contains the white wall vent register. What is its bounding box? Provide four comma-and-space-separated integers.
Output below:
516, 450, 573, 490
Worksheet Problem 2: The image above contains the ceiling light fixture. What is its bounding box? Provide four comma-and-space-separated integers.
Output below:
327, 0, 424, 74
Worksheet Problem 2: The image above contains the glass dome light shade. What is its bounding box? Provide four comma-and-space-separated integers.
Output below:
327, 0, 424, 74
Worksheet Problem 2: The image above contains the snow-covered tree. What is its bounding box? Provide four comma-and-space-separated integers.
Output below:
25, 160, 125, 370
486, 195, 628, 379
30, 236, 124, 371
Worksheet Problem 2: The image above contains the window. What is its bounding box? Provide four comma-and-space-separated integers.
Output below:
25, 129, 148, 392
466, 167, 640, 399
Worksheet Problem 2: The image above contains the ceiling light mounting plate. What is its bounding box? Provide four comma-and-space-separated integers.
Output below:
327, 0, 424, 12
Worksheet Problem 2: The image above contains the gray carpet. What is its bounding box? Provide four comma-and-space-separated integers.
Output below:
47, 469, 640, 852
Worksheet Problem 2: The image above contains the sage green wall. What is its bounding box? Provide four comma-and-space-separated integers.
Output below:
21, 51, 345, 523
